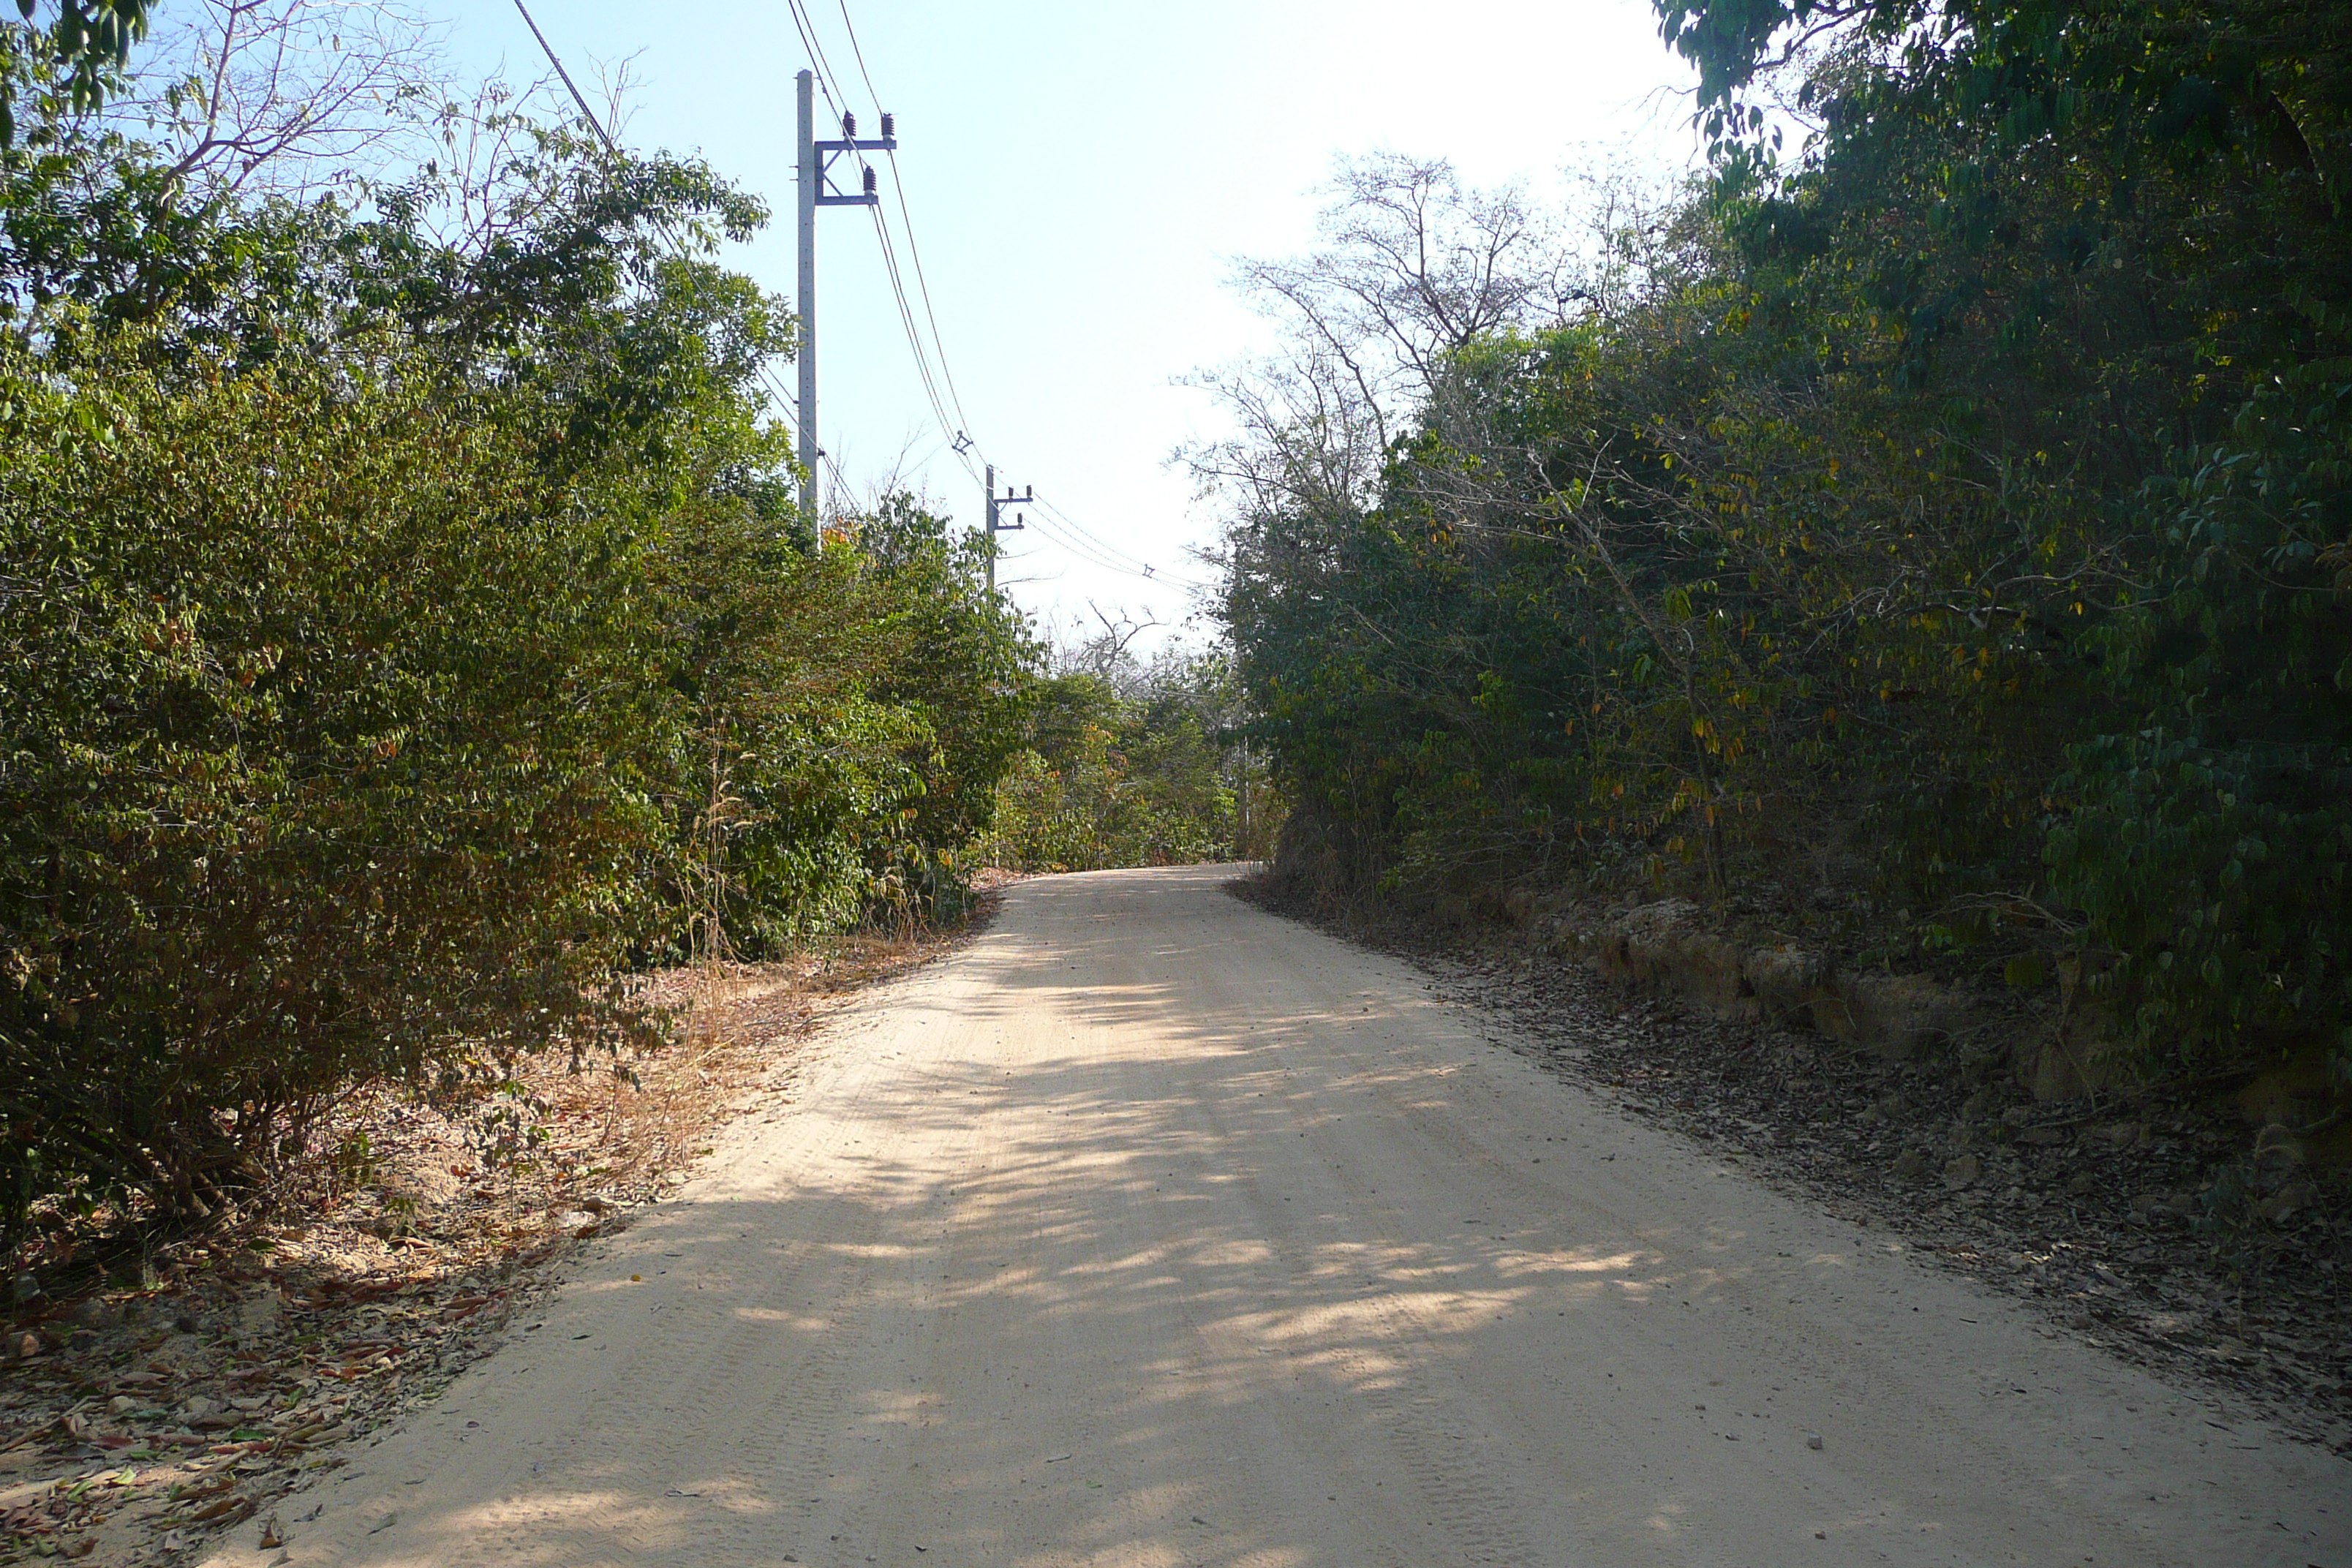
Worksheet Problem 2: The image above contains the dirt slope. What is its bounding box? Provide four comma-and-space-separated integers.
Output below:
200, 865, 2350, 1568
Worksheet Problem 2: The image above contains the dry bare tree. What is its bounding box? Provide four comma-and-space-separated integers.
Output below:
117, 0, 445, 200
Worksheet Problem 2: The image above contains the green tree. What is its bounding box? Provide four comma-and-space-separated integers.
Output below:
0, 39, 1039, 1257
1205, 0, 2350, 1082
1, 1, 153, 146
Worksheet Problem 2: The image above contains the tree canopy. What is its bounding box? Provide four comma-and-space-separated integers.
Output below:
1204, 0, 2350, 1085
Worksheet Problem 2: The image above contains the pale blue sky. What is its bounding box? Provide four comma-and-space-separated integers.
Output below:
439, 1, 1701, 644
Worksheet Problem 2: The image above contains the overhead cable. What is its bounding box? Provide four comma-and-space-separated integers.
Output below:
512, 1, 803, 424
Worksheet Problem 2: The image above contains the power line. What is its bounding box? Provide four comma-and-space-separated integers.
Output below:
515, 1, 806, 433
866, 204, 958, 445
1028, 493, 1207, 592
798, 12, 1039, 561
532, 0, 1186, 593
834, 0, 884, 108
785, 0, 973, 501
1025, 513, 1153, 580
1033, 496, 1158, 575
783, 0, 850, 112
881, 156, 976, 440
1022, 504, 1207, 592
510, 0, 600, 136
829, 0, 976, 438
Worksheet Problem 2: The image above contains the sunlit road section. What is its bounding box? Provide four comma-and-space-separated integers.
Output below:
206, 866, 2350, 1568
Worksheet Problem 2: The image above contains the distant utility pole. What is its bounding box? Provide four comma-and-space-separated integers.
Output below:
984, 464, 1031, 595
796, 69, 894, 524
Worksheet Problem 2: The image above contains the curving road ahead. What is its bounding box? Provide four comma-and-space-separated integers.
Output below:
208, 866, 2351, 1568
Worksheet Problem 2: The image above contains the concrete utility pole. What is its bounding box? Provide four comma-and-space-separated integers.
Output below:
795, 69, 894, 524
983, 464, 1031, 595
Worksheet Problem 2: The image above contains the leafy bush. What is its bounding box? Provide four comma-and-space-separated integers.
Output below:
976, 648, 1272, 872
0, 26, 1031, 1254
0, 332, 671, 1230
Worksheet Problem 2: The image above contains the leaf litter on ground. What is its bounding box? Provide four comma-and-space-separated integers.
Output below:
1, 915, 992, 1567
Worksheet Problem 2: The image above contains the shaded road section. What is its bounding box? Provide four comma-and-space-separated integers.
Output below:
208, 865, 2351, 1567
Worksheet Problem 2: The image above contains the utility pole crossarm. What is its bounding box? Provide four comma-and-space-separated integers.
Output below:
813, 110, 894, 206
983, 467, 1034, 597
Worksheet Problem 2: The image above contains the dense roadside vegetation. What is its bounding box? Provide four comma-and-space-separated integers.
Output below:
0, 2, 1249, 1273
1204, 0, 2348, 1093
978, 619, 1281, 873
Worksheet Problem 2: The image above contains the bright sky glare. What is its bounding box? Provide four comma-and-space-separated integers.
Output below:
437, 1, 1703, 648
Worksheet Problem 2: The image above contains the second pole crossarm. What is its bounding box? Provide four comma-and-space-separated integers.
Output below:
813, 131, 894, 207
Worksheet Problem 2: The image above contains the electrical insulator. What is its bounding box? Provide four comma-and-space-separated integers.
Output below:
1025, 486, 1033, 500
841, 111, 856, 137
863, 166, 878, 195
880, 112, 894, 139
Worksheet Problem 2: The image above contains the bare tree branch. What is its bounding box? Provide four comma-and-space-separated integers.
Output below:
116, 0, 446, 200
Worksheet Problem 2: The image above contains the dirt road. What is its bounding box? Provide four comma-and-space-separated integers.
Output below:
207, 867, 2351, 1568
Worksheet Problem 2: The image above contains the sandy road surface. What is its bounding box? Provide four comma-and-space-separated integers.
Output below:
208, 867, 2351, 1568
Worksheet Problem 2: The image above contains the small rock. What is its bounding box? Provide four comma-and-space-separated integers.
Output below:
70, 1297, 120, 1330
2018, 1126, 2065, 1147
2066, 1172, 2099, 1196
1805, 1431, 1825, 1450
110, 1395, 139, 1415
7, 1329, 40, 1361
1891, 1149, 1929, 1180
180, 1396, 216, 1422
1942, 1153, 1982, 1191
